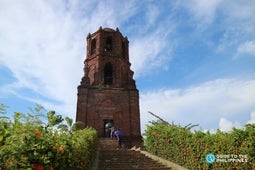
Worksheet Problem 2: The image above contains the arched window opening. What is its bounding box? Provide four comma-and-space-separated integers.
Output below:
104, 36, 112, 51
122, 42, 125, 58
104, 63, 113, 85
91, 39, 96, 55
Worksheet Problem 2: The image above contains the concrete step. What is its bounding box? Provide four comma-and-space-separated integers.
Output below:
99, 137, 118, 150
97, 138, 172, 170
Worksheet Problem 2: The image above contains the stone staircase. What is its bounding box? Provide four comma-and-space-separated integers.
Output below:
94, 138, 172, 170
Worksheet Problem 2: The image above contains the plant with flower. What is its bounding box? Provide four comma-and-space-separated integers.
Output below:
0, 103, 98, 170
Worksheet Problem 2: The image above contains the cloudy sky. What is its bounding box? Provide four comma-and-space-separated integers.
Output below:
1, 0, 255, 133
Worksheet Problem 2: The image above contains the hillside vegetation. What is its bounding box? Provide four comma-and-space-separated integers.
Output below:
144, 112, 255, 169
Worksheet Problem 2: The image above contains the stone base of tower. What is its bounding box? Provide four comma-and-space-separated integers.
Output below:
101, 135, 143, 148
110, 135, 143, 148
76, 86, 142, 143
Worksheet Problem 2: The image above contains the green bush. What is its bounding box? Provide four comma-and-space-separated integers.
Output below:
0, 104, 98, 170
144, 119, 255, 169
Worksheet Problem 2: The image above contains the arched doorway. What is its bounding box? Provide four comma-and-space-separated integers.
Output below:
103, 119, 114, 137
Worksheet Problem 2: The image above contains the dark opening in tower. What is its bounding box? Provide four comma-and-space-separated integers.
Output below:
91, 38, 96, 55
104, 36, 112, 51
104, 63, 113, 85
122, 42, 125, 58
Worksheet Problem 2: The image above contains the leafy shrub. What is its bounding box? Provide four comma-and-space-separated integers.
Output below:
144, 116, 255, 169
0, 104, 98, 170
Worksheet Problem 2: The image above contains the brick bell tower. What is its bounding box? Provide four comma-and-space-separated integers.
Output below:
76, 27, 142, 147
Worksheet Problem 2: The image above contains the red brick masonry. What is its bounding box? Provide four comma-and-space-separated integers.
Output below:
76, 27, 142, 147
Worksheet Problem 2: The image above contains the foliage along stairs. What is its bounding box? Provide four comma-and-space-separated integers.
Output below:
94, 138, 172, 170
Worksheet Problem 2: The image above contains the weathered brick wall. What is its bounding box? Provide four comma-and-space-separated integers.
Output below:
77, 88, 140, 136
76, 27, 142, 147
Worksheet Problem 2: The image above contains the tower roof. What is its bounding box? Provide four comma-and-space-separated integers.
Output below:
103, 27, 115, 32
88, 27, 122, 38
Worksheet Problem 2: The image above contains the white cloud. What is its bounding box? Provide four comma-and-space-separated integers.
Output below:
140, 79, 255, 132
182, 0, 222, 27
87, 1, 138, 29
223, 1, 255, 22
0, 1, 140, 117
213, 1, 255, 54
234, 41, 255, 59
247, 110, 255, 124
145, 4, 160, 27
1, 0, 175, 118
130, 28, 173, 77
182, 0, 255, 29
0, 1, 88, 115
219, 117, 241, 132
177, 0, 255, 56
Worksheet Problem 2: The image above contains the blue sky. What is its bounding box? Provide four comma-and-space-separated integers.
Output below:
1, 0, 255, 133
